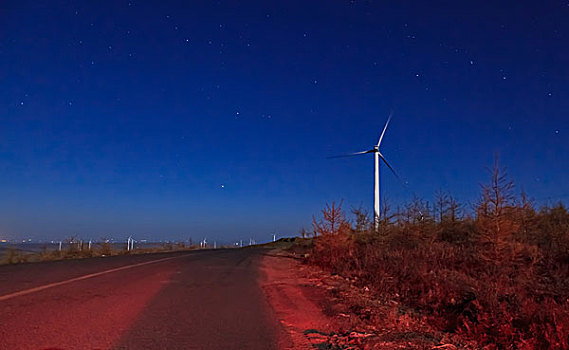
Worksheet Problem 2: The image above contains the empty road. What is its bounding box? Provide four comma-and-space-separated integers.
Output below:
0, 249, 288, 350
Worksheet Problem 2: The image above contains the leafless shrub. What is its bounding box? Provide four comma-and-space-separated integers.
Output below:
1, 248, 29, 264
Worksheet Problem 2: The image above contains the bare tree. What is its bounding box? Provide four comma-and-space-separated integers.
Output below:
404, 196, 432, 225
379, 197, 393, 231
435, 189, 450, 223
352, 205, 372, 234
477, 155, 516, 255
435, 189, 462, 223
313, 201, 350, 236
448, 195, 461, 222
515, 187, 537, 243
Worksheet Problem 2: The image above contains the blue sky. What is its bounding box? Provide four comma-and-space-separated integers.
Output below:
1, 0, 568, 242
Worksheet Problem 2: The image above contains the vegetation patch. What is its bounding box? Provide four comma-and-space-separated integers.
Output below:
308, 159, 569, 349
1, 238, 202, 265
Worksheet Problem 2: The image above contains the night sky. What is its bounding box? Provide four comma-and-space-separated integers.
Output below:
1, 1, 568, 242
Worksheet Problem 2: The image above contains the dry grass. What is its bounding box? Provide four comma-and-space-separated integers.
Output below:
0, 241, 202, 265
308, 162, 569, 349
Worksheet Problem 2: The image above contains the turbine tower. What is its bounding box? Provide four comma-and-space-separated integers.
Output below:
330, 113, 399, 230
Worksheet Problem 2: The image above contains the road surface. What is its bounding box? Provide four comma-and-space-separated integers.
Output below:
0, 249, 287, 350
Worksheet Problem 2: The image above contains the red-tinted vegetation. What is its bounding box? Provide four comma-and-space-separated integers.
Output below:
309, 160, 569, 349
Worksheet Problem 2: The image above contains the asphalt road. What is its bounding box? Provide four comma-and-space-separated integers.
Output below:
0, 249, 286, 350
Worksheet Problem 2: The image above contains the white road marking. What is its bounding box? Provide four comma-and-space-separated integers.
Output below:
0, 254, 189, 302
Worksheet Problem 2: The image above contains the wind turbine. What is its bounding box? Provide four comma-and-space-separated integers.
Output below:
329, 113, 400, 230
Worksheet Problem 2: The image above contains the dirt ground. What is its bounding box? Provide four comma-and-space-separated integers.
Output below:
261, 250, 468, 350
260, 251, 383, 349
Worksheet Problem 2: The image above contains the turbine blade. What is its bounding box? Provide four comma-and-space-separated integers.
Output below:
377, 111, 393, 147
328, 149, 375, 159
377, 151, 400, 181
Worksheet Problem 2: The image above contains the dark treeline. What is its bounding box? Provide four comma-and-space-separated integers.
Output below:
309, 158, 569, 349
